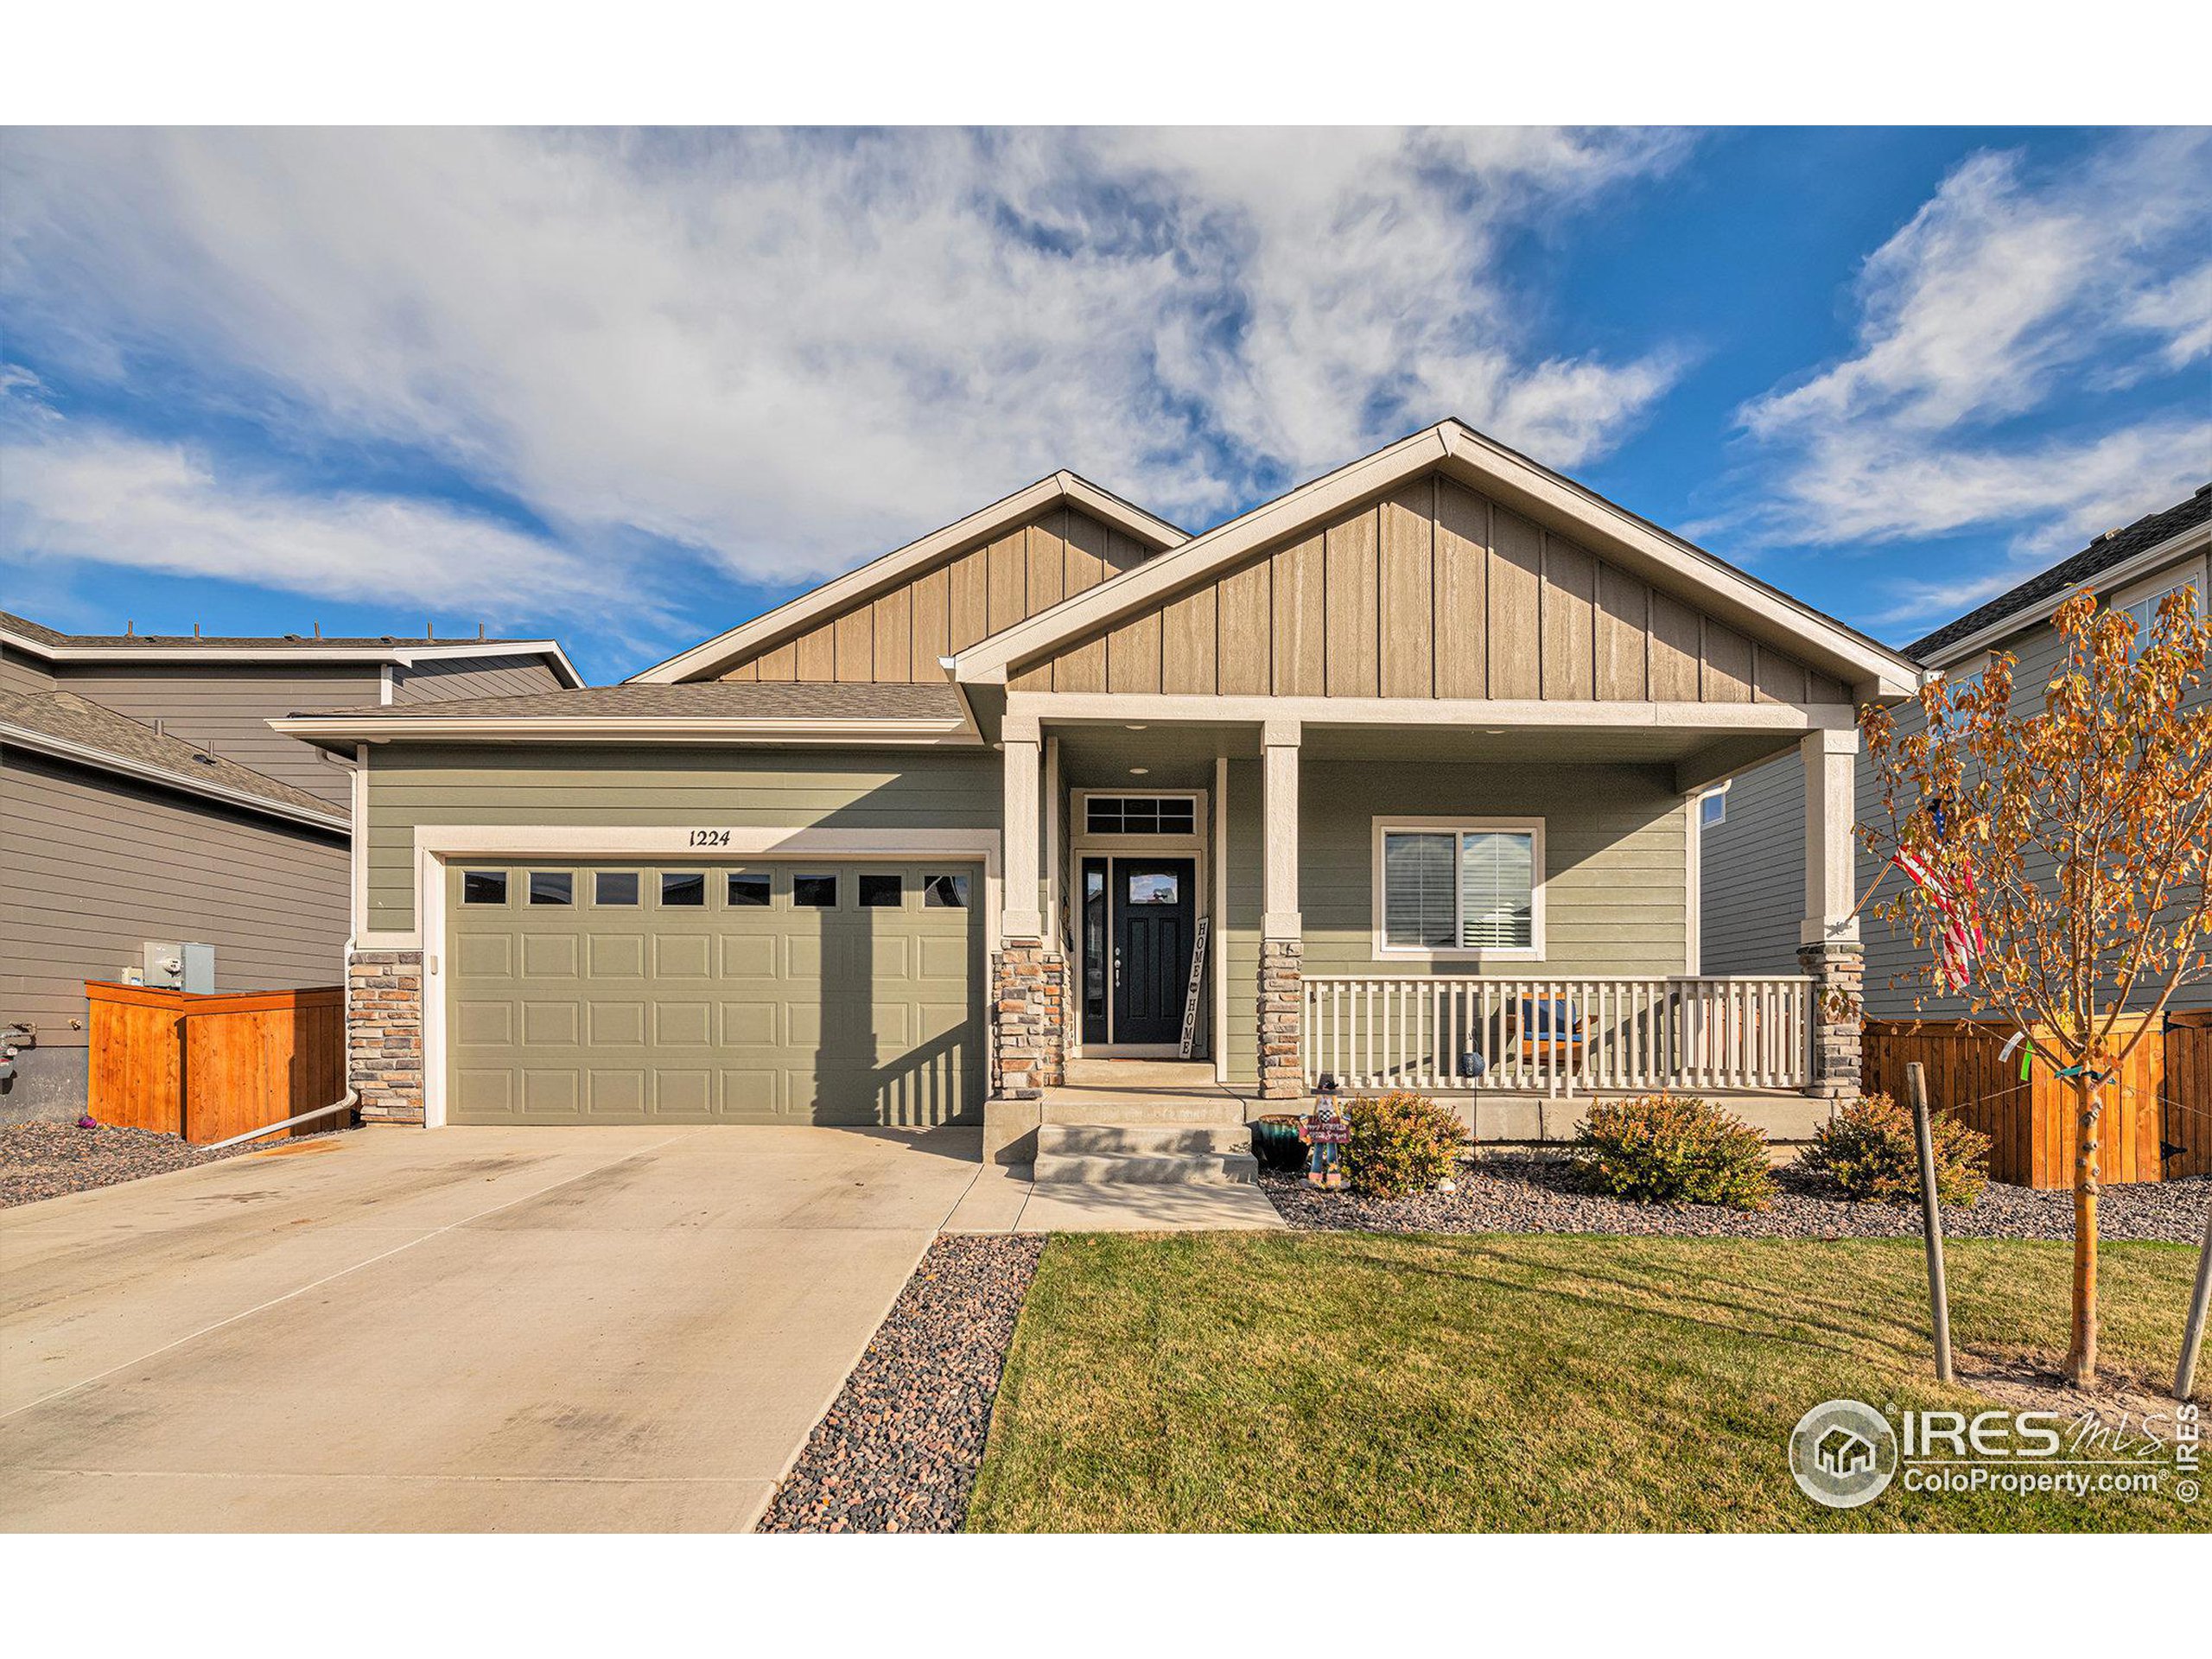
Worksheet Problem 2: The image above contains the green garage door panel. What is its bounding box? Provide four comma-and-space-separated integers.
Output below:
446, 861, 984, 1126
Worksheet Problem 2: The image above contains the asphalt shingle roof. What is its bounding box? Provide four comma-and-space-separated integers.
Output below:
1906, 484, 2212, 663
289, 680, 970, 722
0, 687, 346, 823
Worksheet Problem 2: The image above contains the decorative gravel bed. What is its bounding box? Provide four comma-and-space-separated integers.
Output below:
758, 1233, 1045, 1534
0, 1119, 263, 1208
1262, 1152, 2212, 1243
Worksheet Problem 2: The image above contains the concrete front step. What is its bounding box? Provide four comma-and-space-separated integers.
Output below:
1039, 1096, 1249, 1126
1038, 1122, 1253, 1157
1061, 1058, 1218, 1090
1033, 1147, 1261, 1185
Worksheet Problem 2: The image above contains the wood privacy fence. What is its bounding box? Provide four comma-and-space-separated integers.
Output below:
1862, 1015, 2212, 1188
86, 982, 346, 1146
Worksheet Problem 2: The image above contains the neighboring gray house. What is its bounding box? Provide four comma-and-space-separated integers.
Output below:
270, 422, 1921, 1159
0, 613, 580, 1114
1700, 481, 2212, 1016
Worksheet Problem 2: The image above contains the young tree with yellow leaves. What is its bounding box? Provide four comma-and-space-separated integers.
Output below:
1864, 587, 2212, 1386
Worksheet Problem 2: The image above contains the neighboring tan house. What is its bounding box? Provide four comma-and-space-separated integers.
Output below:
1701, 480, 2212, 1015
0, 613, 580, 1115
272, 423, 1920, 1167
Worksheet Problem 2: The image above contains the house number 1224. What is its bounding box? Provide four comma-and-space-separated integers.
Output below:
688, 830, 732, 847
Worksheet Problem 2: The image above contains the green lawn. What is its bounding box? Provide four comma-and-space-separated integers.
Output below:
967, 1233, 2209, 1532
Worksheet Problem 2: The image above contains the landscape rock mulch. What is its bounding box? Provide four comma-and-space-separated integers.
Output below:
1262, 1151, 2211, 1243
758, 1233, 1045, 1534
0, 1120, 262, 1209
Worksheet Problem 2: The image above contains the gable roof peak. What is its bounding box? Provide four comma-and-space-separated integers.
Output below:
950, 417, 1918, 700
629, 469, 1187, 684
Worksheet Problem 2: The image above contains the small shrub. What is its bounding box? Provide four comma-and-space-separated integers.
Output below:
1796, 1092, 1990, 1207
1571, 1093, 1776, 1211
1344, 1092, 1470, 1198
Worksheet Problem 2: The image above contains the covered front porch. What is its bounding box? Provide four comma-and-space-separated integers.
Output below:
988, 700, 1866, 1128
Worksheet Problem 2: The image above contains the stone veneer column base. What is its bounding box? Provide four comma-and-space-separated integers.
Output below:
990, 942, 1065, 1100
1258, 938, 1305, 1100
348, 948, 424, 1125
1796, 939, 1865, 1103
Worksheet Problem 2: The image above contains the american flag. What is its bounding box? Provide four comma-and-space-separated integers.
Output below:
1891, 843, 1985, 987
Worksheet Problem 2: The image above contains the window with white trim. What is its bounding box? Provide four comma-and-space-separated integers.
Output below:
1700, 790, 1726, 828
1375, 820, 1543, 957
2113, 559, 2204, 663
1084, 794, 1196, 836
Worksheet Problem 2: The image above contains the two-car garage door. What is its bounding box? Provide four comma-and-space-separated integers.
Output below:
444, 860, 984, 1126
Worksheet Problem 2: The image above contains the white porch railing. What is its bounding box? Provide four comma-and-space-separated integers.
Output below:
1301, 975, 1813, 1095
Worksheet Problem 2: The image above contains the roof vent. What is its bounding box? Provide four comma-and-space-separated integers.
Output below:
283, 632, 301, 641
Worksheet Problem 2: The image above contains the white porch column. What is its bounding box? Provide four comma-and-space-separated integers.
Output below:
1800, 727, 1860, 948
1001, 715, 1043, 941
1262, 718, 1301, 941
1259, 718, 1304, 1098
1798, 726, 1864, 1101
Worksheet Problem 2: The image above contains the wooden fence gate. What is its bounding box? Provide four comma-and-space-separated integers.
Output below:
1862, 1014, 2211, 1188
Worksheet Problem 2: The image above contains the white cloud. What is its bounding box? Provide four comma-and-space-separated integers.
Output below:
0, 127, 1686, 599
0, 416, 619, 626
1719, 130, 2212, 630
2126, 259, 2212, 372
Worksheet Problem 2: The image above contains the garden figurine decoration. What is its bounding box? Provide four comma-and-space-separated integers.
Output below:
1301, 1073, 1351, 1190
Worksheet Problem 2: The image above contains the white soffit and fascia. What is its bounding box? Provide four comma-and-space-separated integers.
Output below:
946, 421, 1922, 703
626, 472, 1189, 686
269, 714, 980, 748
0, 627, 586, 688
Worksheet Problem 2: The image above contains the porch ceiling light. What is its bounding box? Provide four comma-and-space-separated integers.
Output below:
1125, 723, 1147, 730
1129, 766, 1150, 775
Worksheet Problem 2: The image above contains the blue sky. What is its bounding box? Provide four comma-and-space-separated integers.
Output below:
3, 126, 2207, 683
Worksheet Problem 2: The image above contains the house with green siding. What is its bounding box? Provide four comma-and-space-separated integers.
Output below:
1700, 482, 2212, 1018
274, 421, 1922, 1166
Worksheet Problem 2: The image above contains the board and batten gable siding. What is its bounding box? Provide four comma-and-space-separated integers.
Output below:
362, 744, 1002, 933
58, 662, 378, 808
718, 505, 1151, 684
1220, 756, 1689, 1083
392, 654, 566, 704
1009, 474, 1852, 703
2, 641, 56, 696
0, 748, 349, 1046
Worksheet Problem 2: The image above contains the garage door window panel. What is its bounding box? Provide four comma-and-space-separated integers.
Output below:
529, 870, 574, 906
924, 873, 970, 908
728, 871, 772, 907
794, 874, 840, 909
660, 871, 706, 907
462, 869, 509, 906
594, 871, 639, 906
860, 873, 904, 908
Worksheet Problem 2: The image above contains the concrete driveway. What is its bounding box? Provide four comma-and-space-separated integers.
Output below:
0, 1124, 985, 1532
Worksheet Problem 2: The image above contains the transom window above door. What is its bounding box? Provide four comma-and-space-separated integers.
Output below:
1084, 794, 1197, 836
1374, 819, 1544, 958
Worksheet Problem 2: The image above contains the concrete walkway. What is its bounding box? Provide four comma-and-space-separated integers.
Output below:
942, 1163, 1286, 1233
0, 1124, 982, 1532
